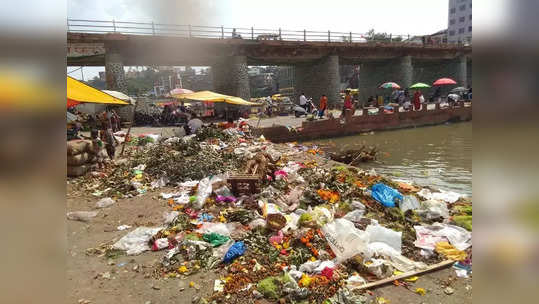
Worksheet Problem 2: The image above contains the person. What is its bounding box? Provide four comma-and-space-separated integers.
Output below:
433, 87, 441, 102
341, 90, 353, 117
467, 86, 472, 100
186, 113, 203, 135
318, 94, 328, 118
99, 108, 117, 159
299, 93, 308, 112
111, 109, 121, 132
367, 96, 374, 107
232, 28, 242, 39
224, 117, 235, 129
413, 90, 421, 111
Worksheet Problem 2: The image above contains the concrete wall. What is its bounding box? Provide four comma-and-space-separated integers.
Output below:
294, 55, 340, 107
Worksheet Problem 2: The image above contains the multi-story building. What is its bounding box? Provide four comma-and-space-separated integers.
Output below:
448, 0, 472, 44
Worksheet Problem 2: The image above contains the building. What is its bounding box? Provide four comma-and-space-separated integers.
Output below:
448, 0, 472, 44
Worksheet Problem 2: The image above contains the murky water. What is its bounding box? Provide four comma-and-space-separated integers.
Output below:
314, 122, 472, 196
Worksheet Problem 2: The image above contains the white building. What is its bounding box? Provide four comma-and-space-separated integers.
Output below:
447, 0, 472, 44
448, 0, 472, 44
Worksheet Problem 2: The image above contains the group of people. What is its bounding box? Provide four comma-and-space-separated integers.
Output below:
298, 90, 351, 119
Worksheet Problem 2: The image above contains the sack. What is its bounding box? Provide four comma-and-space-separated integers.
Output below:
67, 139, 99, 155
67, 152, 94, 166
67, 164, 91, 177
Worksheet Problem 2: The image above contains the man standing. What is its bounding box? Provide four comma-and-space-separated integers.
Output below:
318, 94, 328, 118
299, 92, 308, 112
99, 108, 116, 159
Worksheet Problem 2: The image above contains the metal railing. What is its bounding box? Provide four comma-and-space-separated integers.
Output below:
67, 19, 421, 43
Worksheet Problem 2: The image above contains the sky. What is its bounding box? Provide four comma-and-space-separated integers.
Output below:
68, 0, 451, 80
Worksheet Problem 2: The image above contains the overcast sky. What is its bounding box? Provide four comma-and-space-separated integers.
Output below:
68, 0, 451, 80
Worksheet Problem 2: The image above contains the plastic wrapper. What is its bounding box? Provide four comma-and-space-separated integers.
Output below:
417, 188, 463, 203
112, 227, 163, 255
414, 223, 472, 251
342, 209, 365, 223
162, 211, 179, 224
416, 199, 450, 219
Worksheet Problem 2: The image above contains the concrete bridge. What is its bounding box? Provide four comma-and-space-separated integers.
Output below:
67, 21, 471, 105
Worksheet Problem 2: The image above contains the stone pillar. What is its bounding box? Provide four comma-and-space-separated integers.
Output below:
212, 55, 250, 101
294, 55, 340, 108
399, 56, 413, 89
104, 50, 127, 93
456, 56, 467, 88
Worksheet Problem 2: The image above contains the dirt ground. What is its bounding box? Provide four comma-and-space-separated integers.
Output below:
67, 140, 472, 304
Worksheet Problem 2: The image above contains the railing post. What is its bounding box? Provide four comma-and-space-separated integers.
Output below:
408, 34, 410, 41
221, 26, 224, 39
304, 29, 306, 41
279, 28, 282, 40
151, 21, 155, 35
251, 27, 254, 40
67, 19, 70, 32
112, 19, 116, 32
188, 24, 192, 38
390, 33, 392, 42
350, 31, 352, 43
328, 30, 330, 42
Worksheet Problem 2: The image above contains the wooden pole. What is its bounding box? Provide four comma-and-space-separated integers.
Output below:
355, 260, 455, 291
120, 98, 140, 156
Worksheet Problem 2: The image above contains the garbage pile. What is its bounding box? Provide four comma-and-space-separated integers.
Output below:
100, 127, 472, 303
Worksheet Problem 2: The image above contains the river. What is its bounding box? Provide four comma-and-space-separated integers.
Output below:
313, 122, 472, 196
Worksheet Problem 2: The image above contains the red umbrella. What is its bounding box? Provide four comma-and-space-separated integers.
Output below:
433, 78, 457, 86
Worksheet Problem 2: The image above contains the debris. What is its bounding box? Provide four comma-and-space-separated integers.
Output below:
95, 197, 115, 209
223, 241, 246, 263
67, 211, 99, 222
117, 225, 131, 231
371, 183, 403, 207
415, 287, 426, 296
444, 286, 454, 295
112, 227, 163, 255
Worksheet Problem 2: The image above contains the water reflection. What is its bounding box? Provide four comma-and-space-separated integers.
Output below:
314, 122, 472, 196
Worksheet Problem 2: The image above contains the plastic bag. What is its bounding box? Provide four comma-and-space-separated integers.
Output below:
371, 183, 403, 207
416, 199, 449, 219
414, 223, 472, 251
342, 209, 365, 223
112, 227, 163, 255
248, 218, 267, 230
67, 211, 99, 222
193, 177, 213, 209
196, 222, 231, 236
311, 206, 333, 226
399, 195, 420, 213
223, 241, 246, 263
366, 225, 402, 253
321, 219, 371, 262
163, 211, 179, 224
95, 197, 115, 209
212, 239, 234, 259
417, 188, 462, 204
203, 232, 230, 247
346, 275, 367, 290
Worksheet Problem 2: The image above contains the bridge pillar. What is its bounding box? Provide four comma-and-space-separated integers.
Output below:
104, 50, 127, 93
456, 55, 467, 88
294, 55, 340, 108
212, 55, 250, 101
399, 56, 413, 89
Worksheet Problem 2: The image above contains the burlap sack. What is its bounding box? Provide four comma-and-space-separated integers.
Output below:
67, 152, 95, 166
67, 164, 90, 177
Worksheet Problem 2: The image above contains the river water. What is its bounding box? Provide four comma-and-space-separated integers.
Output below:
314, 122, 472, 196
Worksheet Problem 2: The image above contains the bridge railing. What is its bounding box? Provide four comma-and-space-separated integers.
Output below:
67, 19, 422, 44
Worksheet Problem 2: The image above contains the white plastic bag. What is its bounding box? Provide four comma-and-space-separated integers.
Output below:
342, 209, 365, 223
163, 211, 179, 224
194, 177, 213, 209
67, 211, 99, 222
366, 225, 402, 253
414, 223, 472, 251
112, 227, 163, 255
95, 197, 115, 209
195, 222, 231, 236
417, 199, 449, 219
322, 219, 370, 262
399, 195, 420, 213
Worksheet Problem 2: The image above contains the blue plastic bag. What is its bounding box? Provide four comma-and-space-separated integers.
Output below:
223, 241, 246, 263
371, 183, 403, 207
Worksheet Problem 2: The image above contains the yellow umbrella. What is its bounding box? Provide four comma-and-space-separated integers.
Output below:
176, 90, 260, 106
67, 76, 128, 105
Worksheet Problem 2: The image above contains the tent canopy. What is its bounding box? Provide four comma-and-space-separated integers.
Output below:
67, 76, 129, 106
102, 90, 136, 105
175, 90, 260, 106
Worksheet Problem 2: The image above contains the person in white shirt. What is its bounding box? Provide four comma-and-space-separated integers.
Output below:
186, 113, 203, 135
299, 93, 308, 112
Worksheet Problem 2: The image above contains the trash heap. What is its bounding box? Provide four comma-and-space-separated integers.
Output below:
95, 127, 472, 303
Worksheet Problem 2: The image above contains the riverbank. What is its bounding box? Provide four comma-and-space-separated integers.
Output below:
67, 127, 472, 304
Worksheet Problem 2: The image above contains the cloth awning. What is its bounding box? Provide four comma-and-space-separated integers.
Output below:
67, 76, 129, 106
102, 90, 136, 105
175, 90, 261, 106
